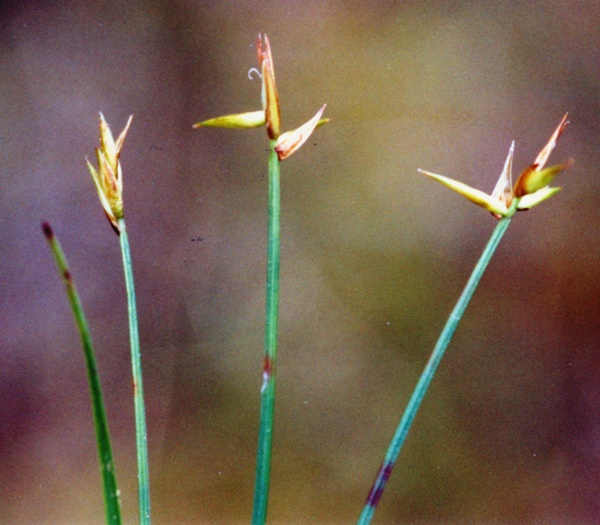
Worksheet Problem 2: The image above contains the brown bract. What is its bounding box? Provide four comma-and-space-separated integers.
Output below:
258, 34, 281, 140
275, 105, 326, 161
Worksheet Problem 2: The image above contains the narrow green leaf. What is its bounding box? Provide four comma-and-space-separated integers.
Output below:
42, 222, 122, 525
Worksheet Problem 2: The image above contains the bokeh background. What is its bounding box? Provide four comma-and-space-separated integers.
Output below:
1, 1, 599, 523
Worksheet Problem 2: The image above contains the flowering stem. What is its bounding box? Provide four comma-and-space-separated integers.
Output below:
252, 140, 281, 525
42, 222, 122, 525
357, 199, 520, 525
118, 218, 151, 525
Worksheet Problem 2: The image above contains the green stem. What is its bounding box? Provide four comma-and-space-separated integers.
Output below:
357, 199, 520, 525
42, 222, 122, 525
252, 141, 281, 525
118, 218, 151, 525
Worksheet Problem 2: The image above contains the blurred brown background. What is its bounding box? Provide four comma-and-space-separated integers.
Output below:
1, 1, 599, 523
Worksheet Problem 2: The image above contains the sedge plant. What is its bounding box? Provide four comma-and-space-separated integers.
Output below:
358, 114, 572, 524
42, 222, 122, 525
194, 34, 328, 525
86, 114, 152, 525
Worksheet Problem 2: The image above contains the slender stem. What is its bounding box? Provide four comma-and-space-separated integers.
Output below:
357, 200, 520, 525
252, 141, 281, 525
42, 222, 122, 525
118, 218, 151, 525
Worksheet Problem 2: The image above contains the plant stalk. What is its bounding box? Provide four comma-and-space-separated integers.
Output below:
252, 141, 281, 525
42, 222, 122, 525
118, 218, 151, 525
357, 199, 520, 525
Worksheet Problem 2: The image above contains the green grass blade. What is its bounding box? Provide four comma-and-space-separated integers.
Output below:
358, 199, 520, 524
42, 222, 122, 525
117, 218, 151, 525
252, 140, 281, 525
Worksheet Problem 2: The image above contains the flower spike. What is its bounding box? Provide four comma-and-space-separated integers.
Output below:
194, 34, 327, 160
86, 113, 133, 234
420, 114, 571, 218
